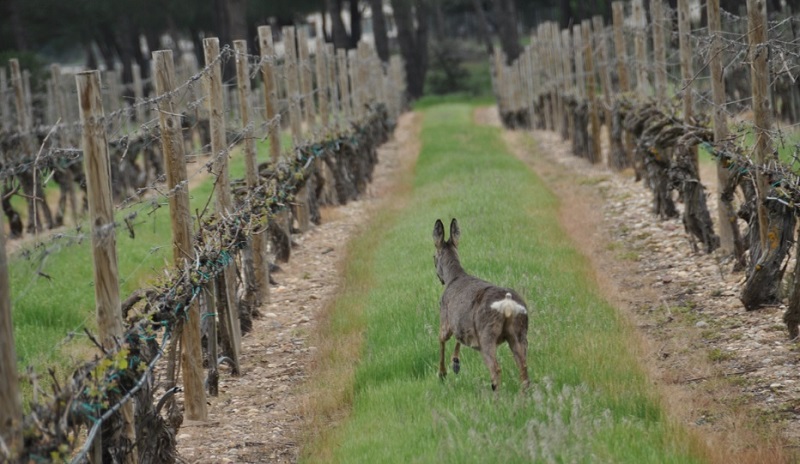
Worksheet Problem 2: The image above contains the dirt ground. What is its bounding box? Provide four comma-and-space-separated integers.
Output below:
175, 106, 800, 462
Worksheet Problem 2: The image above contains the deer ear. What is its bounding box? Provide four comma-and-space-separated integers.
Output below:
449, 218, 460, 247
433, 219, 445, 248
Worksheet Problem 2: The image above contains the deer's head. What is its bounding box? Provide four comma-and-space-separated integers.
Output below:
433, 218, 462, 285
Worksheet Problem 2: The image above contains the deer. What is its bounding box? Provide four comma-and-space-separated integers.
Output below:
433, 218, 530, 391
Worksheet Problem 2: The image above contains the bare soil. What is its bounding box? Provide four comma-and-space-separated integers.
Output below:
175, 111, 422, 463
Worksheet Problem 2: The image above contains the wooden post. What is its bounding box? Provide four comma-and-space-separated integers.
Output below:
0, 67, 9, 131
76, 70, 137, 463
9, 59, 29, 134
677, 0, 694, 125
152, 49, 208, 421
337, 49, 352, 122
0, 214, 21, 462
132, 64, 145, 123
708, 0, 735, 254
282, 27, 303, 146
203, 37, 242, 373
747, 0, 772, 250
561, 28, 574, 139
573, 25, 585, 102
297, 27, 316, 128
51, 64, 79, 226
327, 44, 340, 129
593, 16, 614, 164
22, 70, 32, 126
258, 26, 281, 164
234, 39, 269, 307
583, 20, 602, 164
316, 38, 329, 130
281, 27, 310, 232
651, 0, 668, 103
632, 0, 650, 96
348, 49, 360, 120
612, 2, 630, 94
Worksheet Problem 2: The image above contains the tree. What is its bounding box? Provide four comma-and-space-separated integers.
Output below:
492, 0, 521, 64
391, 0, 429, 99
368, 0, 390, 62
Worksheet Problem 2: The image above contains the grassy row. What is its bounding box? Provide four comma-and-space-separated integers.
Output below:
303, 102, 707, 463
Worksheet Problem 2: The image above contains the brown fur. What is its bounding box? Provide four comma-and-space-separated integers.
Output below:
433, 218, 530, 391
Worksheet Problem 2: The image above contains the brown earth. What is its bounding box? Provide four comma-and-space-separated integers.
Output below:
176, 105, 800, 463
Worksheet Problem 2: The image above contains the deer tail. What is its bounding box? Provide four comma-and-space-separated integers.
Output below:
490, 292, 527, 318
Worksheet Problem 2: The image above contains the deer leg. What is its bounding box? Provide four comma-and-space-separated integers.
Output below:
452, 342, 461, 374
508, 337, 530, 390
479, 344, 501, 391
439, 339, 447, 380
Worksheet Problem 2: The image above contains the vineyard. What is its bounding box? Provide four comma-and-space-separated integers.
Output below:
495, 0, 800, 331
0, 25, 403, 462
492, 0, 800, 453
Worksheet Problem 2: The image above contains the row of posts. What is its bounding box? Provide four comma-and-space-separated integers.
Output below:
494, 0, 773, 255
0, 24, 405, 462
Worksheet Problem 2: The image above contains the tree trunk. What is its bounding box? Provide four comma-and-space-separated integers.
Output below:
7, 0, 29, 51
471, 0, 494, 56
492, 0, 521, 64
392, 0, 429, 99
369, 0, 391, 62
117, 17, 135, 94
327, 0, 350, 49
349, 0, 363, 48
559, 0, 573, 29
95, 28, 118, 71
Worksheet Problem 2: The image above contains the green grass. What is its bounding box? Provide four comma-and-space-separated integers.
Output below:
699, 124, 800, 166
302, 103, 707, 463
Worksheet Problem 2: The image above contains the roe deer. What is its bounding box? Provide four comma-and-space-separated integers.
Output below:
433, 218, 530, 391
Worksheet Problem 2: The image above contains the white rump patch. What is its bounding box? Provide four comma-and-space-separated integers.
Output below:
490, 292, 527, 317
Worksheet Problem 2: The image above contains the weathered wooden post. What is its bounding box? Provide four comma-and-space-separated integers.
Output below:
152, 49, 208, 421
632, 0, 650, 96
582, 20, 602, 164
203, 37, 242, 373
0, 67, 9, 131
651, 0, 668, 103
51, 64, 79, 226
337, 49, 352, 122
677, 0, 695, 169
132, 63, 145, 123
708, 0, 739, 257
315, 38, 330, 130
747, 0, 772, 251
258, 26, 281, 164
593, 16, 614, 163
282, 27, 311, 232
234, 39, 269, 307
348, 49, 360, 120
297, 27, 316, 128
76, 70, 137, 463
327, 44, 341, 128
561, 28, 574, 140
0, 214, 21, 462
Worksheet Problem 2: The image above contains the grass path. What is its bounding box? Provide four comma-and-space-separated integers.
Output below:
302, 102, 710, 463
